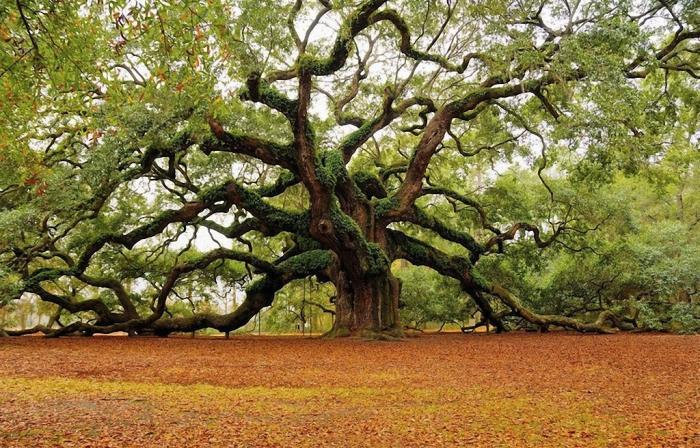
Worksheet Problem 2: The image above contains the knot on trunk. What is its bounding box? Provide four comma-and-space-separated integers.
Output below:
317, 218, 333, 235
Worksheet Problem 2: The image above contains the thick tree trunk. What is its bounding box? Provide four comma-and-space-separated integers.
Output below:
328, 270, 402, 338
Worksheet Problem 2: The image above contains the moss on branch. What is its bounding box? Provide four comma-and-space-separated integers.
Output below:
240, 73, 298, 120
351, 170, 387, 199
316, 150, 347, 189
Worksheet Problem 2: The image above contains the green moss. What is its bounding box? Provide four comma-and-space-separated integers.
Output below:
374, 197, 398, 218
255, 171, 297, 197
295, 236, 322, 251
279, 250, 333, 276
245, 276, 273, 295
338, 120, 375, 154
261, 85, 297, 118
365, 242, 389, 275
352, 170, 386, 199
23, 268, 73, 290
198, 184, 227, 204
297, 54, 327, 74
403, 239, 429, 261
231, 181, 309, 234
469, 268, 489, 289
351, 170, 376, 187
412, 208, 483, 255
329, 201, 364, 241
316, 150, 346, 188
240, 79, 297, 119
270, 210, 310, 234
306, 34, 355, 75
300, 0, 386, 75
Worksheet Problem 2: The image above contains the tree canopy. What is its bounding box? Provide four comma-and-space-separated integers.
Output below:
0, 0, 698, 337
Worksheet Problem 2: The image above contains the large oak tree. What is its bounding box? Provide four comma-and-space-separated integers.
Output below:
1, 0, 698, 337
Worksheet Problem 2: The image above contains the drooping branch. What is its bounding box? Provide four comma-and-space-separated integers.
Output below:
20, 179, 308, 307
388, 229, 503, 331
12, 246, 335, 337
149, 248, 281, 321
76, 274, 139, 319
388, 229, 623, 334
486, 284, 623, 334
157, 249, 335, 333
304, 299, 336, 316
28, 285, 127, 324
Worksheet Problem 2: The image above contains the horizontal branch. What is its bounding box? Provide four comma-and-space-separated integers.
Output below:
204, 119, 296, 170
420, 186, 500, 234
400, 207, 483, 257
482, 222, 563, 252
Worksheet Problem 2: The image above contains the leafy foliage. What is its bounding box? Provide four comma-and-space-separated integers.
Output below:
396, 265, 474, 330
0, 0, 698, 336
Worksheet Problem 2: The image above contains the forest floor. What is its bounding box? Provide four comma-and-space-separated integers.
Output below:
0, 332, 698, 447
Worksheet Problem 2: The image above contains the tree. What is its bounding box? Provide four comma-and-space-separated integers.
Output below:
397, 265, 475, 331
0, 0, 698, 337
263, 279, 336, 334
476, 165, 700, 332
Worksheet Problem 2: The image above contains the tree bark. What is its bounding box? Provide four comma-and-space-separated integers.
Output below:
328, 269, 402, 338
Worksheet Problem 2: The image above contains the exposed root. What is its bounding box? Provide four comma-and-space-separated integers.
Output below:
323, 326, 404, 340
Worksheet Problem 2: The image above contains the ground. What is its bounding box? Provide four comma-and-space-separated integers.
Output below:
0, 333, 698, 447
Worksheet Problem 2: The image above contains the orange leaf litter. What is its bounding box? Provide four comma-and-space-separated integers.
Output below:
0, 332, 698, 447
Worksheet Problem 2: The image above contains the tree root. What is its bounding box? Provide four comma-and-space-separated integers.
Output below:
323, 326, 404, 340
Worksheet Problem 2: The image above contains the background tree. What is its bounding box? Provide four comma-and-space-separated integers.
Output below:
0, 0, 698, 337
396, 265, 476, 331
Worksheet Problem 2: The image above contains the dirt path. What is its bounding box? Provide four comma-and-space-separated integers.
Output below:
1, 332, 698, 447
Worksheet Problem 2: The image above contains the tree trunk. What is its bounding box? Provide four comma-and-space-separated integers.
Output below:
328, 270, 402, 338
